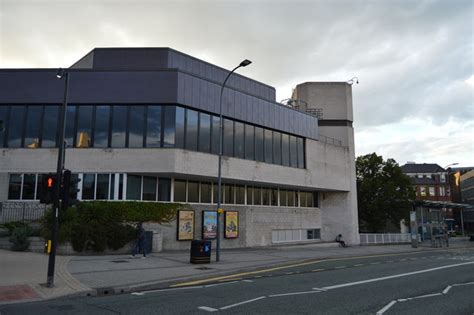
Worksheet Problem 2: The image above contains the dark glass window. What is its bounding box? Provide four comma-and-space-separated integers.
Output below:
236, 185, 245, 204
246, 186, 254, 205
146, 106, 162, 148
185, 109, 198, 151
158, 178, 171, 201
282, 134, 290, 166
65, 106, 76, 148
300, 192, 308, 207
271, 189, 278, 206
234, 122, 244, 158
163, 106, 176, 147
76, 105, 93, 148
280, 190, 288, 207
262, 188, 270, 205
42, 106, 59, 148
244, 124, 254, 160
224, 184, 234, 204
273, 132, 282, 165
96, 174, 109, 200
201, 182, 212, 203
255, 127, 264, 162
175, 107, 185, 148
143, 176, 157, 201
111, 106, 127, 148
211, 116, 220, 155
82, 174, 95, 200
7, 106, 25, 148
288, 190, 296, 207
0, 106, 7, 147
119, 174, 124, 200
69, 174, 79, 201
126, 175, 141, 200
313, 192, 319, 208
264, 130, 273, 164
129, 106, 145, 148
188, 181, 199, 203
22, 174, 36, 200
36, 174, 43, 200
198, 113, 211, 153
24, 106, 42, 148
110, 174, 115, 200
297, 137, 305, 168
290, 135, 298, 168
8, 174, 22, 199
223, 119, 234, 157
94, 106, 110, 148
254, 187, 262, 205
174, 180, 186, 202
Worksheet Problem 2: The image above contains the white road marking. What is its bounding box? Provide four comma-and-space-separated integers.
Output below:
320, 261, 474, 290
198, 306, 218, 312
204, 281, 239, 288
452, 281, 474, 287
220, 296, 266, 310
354, 264, 365, 267
376, 300, 397, 314
242, 280, 254, 283
335, 266, 347, 269
442, 285, 452, 294
411, 293, 442, 300
370, 262, 381, 265
131, 292, 144, 296
269, 290, 322, 298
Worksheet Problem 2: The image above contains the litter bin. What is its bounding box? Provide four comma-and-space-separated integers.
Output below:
190, 240, 212, 264
145, 231, 153, 254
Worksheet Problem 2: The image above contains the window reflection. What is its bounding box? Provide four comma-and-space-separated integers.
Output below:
281, 134, 290, 166
82, 174, 95, 200
126, 174, 141, 200
147, 106, 162, 148
8, 174, 22, 199
223, 119, 234, 157
111, 106, 127, 148
158, 178, 171, 201
211, 116, 220, 155
143, 176, 157, 201
94, 106, 110, 148
65, 106, 76, 148
163, 106, 176, 148
7, 106, 25, 148
185, 109, 198, 151
273, 132, 282, 165
96, 174, 109, 200
174, 107, 185, 148
24, 106, 42, 148
129, 106, 145, 148
264, 129, 273, 164
244, 125, 254, 160
22, 174, 36, 200
290, 135, 298, 168
234, 122, 244, 158
198, 113, 211, 153
76, 105, 93, 148
255, 127, 264, 162
42, 106, 59, 148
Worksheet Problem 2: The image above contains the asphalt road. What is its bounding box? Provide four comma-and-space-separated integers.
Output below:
1, 248, 474, 314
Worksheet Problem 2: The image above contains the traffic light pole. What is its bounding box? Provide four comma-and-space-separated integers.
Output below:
46, 70, 69, 288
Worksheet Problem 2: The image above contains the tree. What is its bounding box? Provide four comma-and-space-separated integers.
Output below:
356, 153, 415, 233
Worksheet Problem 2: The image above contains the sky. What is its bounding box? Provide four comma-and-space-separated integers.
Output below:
1, 0, 473, 168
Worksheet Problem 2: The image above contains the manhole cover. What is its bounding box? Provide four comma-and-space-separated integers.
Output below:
110, 260, 129, 263
195, 266, 213, 270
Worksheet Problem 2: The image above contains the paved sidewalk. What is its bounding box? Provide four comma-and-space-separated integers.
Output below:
1, 238, 473, 305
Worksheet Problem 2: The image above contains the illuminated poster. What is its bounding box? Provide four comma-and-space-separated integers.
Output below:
177, 210, 194, 241
224, 211, 239, 239
202, 211, 217, 240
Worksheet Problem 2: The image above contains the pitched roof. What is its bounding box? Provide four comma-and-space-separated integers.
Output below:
401, 163, 445, 174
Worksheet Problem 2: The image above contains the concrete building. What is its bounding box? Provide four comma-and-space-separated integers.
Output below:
0, 48, 359, 250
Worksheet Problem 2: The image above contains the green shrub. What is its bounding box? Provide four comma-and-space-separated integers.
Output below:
10, 226, 32, 251
41, 201, 185, 253
4, 221, 29, 236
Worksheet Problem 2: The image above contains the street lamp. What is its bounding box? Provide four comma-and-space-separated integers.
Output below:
443, 163, 459, 169
46, 68, 70, 287
216, 59, 252, 262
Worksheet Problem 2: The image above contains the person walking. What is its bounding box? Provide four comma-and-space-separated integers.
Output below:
131, 222, 147, 258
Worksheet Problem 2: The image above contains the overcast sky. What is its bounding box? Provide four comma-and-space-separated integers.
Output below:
1, 0, 472, 167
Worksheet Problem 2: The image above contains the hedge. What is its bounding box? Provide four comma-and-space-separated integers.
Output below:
41, 201, 188, 252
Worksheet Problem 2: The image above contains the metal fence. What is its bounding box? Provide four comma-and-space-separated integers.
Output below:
0, 202, 48, 224
360, 233, 412, 245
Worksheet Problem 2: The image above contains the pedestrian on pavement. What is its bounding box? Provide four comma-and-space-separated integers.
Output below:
336, 234, 347, 247
131, 222, 147, 258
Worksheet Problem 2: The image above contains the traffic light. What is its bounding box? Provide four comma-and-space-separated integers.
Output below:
61, 169, 81, 209
39, 173, 57, 204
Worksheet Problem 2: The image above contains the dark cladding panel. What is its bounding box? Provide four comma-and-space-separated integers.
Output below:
184, 75, 193, 106
177, 71, 185, 104
91, 48, 168, 70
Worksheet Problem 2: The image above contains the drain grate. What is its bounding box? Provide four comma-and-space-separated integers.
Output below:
195, 266, 213, 270
110, 260, 129, 263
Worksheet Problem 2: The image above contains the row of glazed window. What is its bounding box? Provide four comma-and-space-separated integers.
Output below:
7, 173, 319, 208
0, 105, 305, 168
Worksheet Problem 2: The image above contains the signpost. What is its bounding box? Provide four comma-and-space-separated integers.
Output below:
410, 210, 418, 248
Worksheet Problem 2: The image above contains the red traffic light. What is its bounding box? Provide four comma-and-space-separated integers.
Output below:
47, 177, 54, 188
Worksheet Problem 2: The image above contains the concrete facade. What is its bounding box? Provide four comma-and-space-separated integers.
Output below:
0, 48, 360, 250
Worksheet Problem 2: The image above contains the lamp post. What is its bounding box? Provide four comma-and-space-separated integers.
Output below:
216, 59, 251, 262
46, 68, 69, 287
